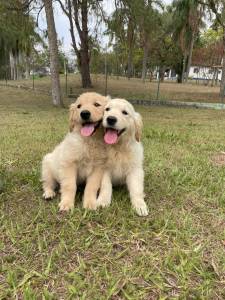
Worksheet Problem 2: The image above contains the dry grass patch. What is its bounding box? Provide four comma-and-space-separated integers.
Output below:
1, 86, 225, 298
1, 73, 222, 103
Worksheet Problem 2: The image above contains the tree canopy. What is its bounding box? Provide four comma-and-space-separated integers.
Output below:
1, 0, 225, 97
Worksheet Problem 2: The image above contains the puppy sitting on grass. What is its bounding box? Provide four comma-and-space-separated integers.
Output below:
97, 98, 149, 216
41, 92, 108, 211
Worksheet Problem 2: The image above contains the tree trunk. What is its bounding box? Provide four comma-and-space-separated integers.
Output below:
116, 56, 119, 79
78, 49, 92, 88
177, 74, 182, 83
141, 43, 149, 82
220, 29, 225, 99
43, 0, 63, 107
127, 48, 133, 80
80, 1, 92, 87
58, 0, 92, 88
159, 66, 165, 82
25, 54, 30, 79
149, 71, 153, 82
211, 67, 217, 87
185, 31, 195, 83
127, 18, 134, 80
16, 50, 23, 80
73, 0, 92, 88
9, 51, 16, 80
215, 69, 219, 85
181, 51, 187, 83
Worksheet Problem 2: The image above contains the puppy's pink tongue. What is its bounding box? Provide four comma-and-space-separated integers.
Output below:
81, 124, 95, 136
104, 129, 118, 144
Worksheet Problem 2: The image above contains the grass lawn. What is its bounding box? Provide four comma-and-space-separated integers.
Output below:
1, 86, 225, 299
0, 74, 223, 103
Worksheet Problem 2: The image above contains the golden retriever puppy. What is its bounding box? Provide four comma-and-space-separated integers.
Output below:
41, 92, 108, 211
96, 98, 149, 216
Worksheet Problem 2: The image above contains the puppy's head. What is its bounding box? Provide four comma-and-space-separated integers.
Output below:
69, 92, 109, 136
102, 98, 143, 145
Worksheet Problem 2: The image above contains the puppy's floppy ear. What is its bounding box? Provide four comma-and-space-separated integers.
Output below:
134, 112, 143, 142
69, 103, 77, 132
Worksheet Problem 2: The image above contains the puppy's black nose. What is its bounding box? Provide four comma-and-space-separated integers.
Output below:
107, 116, 117, 126
80, 110, 91, 120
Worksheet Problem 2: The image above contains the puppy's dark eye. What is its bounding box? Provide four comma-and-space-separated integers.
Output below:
94, 102, 101, 107
77, 104, 81, 109
122, 110, 128, 115
105, 107, 110, 111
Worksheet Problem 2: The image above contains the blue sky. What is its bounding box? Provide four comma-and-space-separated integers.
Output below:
37, 0, 172, 56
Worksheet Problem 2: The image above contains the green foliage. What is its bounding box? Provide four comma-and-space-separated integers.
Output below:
200, 27, 223, 46
102, 0, 189, 80
0, 0, 41, 78
171, 0, 203, 47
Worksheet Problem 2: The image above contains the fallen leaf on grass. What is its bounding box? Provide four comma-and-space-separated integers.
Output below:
211, 152, 225, 167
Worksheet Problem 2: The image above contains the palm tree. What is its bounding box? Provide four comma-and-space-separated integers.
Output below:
202, 0, 225, 97
172, 0, 204, 82
0, 1, 40, 80
107, 1, 136, 80
135, 1, 162, 82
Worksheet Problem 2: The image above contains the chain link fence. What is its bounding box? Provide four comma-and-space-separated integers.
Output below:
0, 60, 224, 108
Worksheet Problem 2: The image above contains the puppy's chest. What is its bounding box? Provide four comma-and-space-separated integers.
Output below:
77, 142, 107, 182
81, 140, 107, 165
107, 149, 132, 173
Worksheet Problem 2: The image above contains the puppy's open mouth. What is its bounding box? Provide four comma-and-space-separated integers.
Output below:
104, 128, 126, 144
80, 120, 101, 137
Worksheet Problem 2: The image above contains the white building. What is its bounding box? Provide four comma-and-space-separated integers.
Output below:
188, 65, 222, 81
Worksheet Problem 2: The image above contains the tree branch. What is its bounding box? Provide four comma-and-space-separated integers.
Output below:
197, 0, 224, 28
72, 0, 83, 40
68, 0, 79, 55
56, 0, 80, 56
56, 0, 70, 18
36, 4, 44, 26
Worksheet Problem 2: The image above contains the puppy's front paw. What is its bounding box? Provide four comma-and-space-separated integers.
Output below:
96, 196, 111, 208
43, 189, 56, 200
58, 200, 74, 212
133, 200, 149, 216
83, 199, 97, 210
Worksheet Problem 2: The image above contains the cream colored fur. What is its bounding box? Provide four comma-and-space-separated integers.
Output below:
97, 98, 149, 216
41, 92, 108, 211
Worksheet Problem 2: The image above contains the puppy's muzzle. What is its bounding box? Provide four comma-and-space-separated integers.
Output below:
80, 110, 91, 121
107, 116, 117, 126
